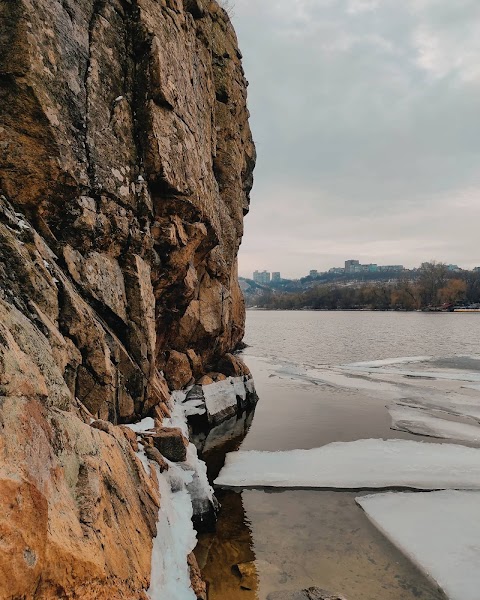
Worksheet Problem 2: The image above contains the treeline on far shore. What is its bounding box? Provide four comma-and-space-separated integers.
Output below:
247, 262, 480, 311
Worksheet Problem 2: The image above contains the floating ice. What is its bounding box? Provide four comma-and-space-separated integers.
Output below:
215, 439, 480, 490
463, 383, 480, 392
389, 404, 480, 443
395, 392, 480, 421
356, 490, 480, 600
344, 356, 433, 368
344, 366, 480, 382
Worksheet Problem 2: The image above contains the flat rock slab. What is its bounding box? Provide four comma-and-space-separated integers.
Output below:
267, 587, 348, 600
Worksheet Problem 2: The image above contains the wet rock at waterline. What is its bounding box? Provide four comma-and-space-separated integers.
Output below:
149, 427, 189, 463
184, 375, 258, 425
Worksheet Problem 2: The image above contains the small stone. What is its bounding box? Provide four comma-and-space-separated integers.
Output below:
144, 446, 169, 473
164, 350, 193, 390
118, 425, 139, 452
90, 419, 116, 435
187, 552, 207, 600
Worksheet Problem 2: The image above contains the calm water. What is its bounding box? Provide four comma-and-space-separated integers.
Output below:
244, 310, 480, 366
196, 311, 480, 600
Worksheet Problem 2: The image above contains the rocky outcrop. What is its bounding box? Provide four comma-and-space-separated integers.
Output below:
0, 0, 254, 597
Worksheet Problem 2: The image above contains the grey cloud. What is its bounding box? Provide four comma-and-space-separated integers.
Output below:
230, 0, 480, 277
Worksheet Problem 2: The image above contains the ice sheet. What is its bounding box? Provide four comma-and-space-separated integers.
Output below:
389, 405, 480, 443
343, 365, 480, 382
356, 490, 480, 600
345, 356, 433, 368
395, 392, 480, 421
215, 438, 480, 489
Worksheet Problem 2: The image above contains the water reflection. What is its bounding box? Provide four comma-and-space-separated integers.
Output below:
194, 353, 454, 599
196, 490, 258, 599
194, 409, 259, 598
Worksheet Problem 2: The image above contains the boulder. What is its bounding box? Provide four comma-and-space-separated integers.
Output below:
149, 427, 189, 462
165, 350, 193, 390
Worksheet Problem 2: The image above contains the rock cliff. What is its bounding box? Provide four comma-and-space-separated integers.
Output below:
0, 0, 255, 597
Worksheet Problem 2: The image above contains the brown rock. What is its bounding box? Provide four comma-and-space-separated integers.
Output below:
149, 427, 189, 462
233, 561, 258, 591
144, 446, 170, 473
188, 552, 207, 600
165, 350, 193, 390
119, 425, 140, 452
216, 352, 244, 376
90, 419, 116, 435
0, 0, 254, 595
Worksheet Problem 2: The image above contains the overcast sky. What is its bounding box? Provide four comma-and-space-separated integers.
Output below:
230, 0, 480, 279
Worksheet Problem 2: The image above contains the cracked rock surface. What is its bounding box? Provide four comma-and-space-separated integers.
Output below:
0, 0, 254, 597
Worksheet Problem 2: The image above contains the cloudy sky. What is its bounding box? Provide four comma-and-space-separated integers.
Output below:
230, 0, 480, 279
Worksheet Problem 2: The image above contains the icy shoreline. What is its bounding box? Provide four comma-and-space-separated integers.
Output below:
124, 374, 257, 599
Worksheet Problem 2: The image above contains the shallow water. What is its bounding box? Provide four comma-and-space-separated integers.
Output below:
196, 311, 480, 599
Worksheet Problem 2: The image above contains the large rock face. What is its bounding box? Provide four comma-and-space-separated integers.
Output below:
0, 0, 254, 597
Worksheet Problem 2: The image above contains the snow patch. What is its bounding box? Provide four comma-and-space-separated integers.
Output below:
215, 438, 480, 490
356, 490, 480, 600
124, 417, 155, 433
147, 460, 197, 600
202, 378, 237, 422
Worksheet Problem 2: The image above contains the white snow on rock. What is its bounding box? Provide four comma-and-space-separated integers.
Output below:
215, 438, 480, 490
356, 490, 480, 600
147, 459, 197, 600
202, 378, 238, 423
389, 404, 480, 443
164, 399, 215, 519
124, 417, 155, 433
128, 396, 215, 599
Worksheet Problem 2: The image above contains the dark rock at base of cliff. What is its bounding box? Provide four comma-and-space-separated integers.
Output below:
148, 427, 189, 463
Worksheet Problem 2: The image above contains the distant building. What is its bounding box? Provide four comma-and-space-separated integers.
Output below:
329, 267, 345, 274
272, 272, 281, 282
474, 267, 480, 272
309, 270, 318, 278
345, 259, 360, 274
253, 270, 271, 284
378, 265, 404, 272
447, 264, 461, 272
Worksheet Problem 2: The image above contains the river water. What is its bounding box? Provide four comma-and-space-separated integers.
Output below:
195, 311, 480, 600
